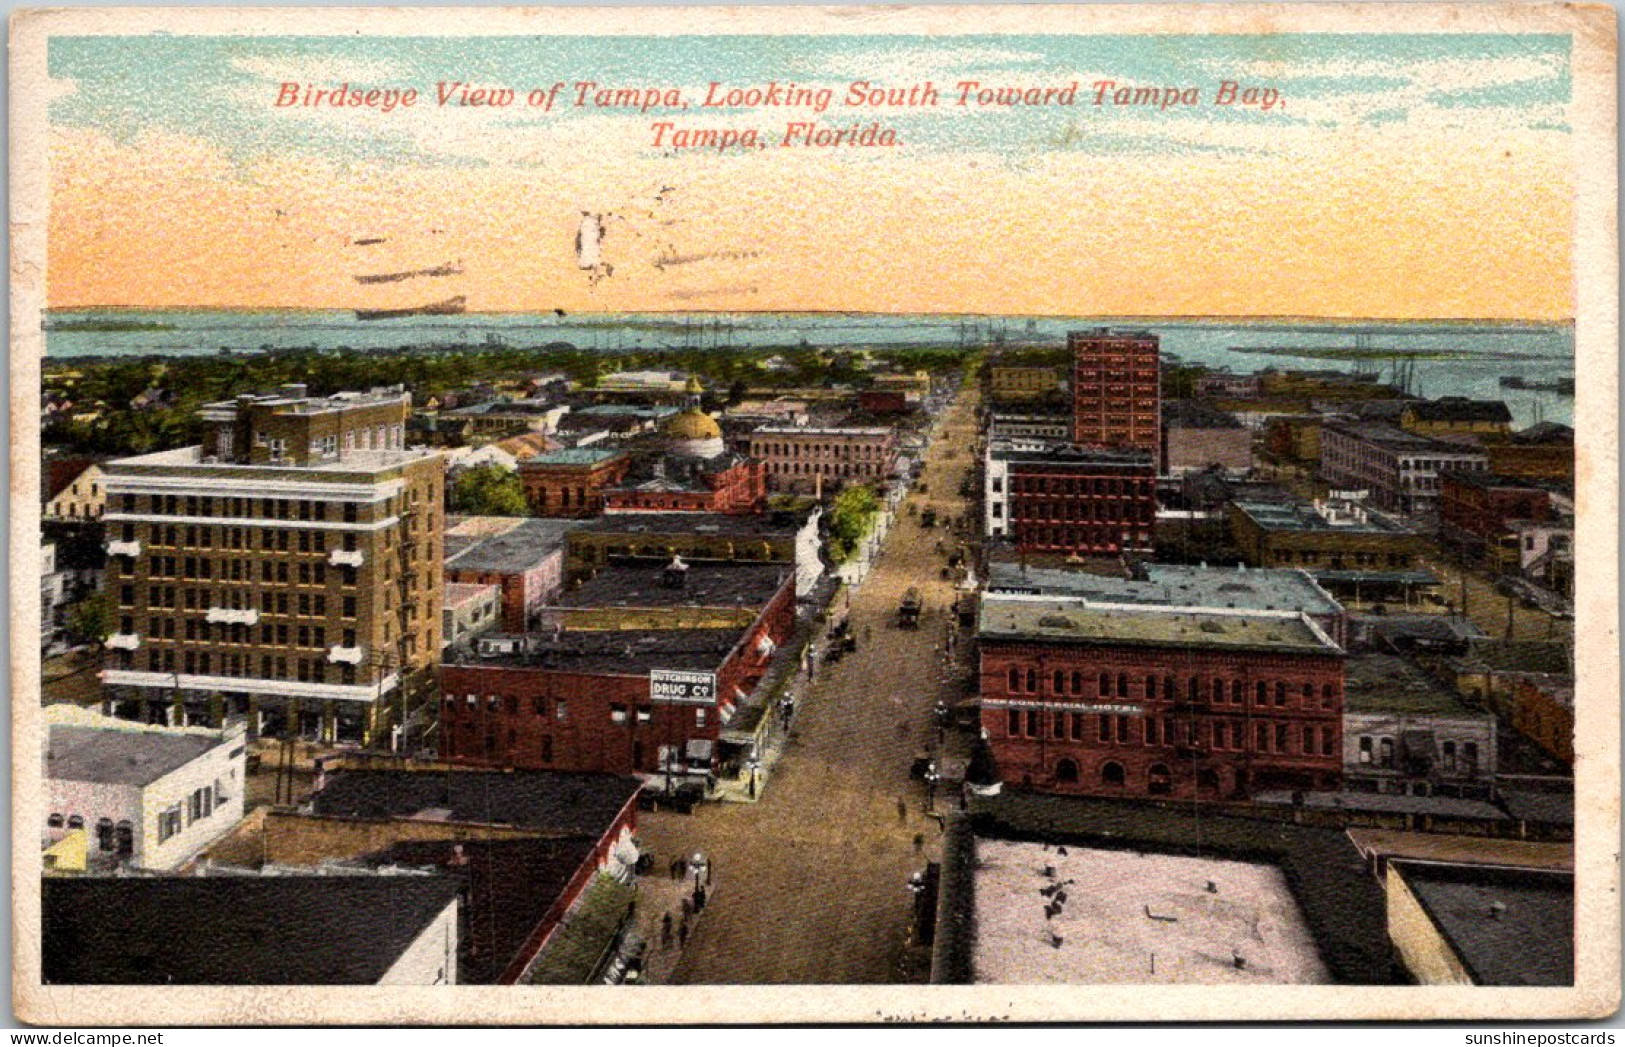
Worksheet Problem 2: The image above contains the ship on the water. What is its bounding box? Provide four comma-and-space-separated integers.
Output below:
354, 295, 467, 321
1499, 374, 1575, 395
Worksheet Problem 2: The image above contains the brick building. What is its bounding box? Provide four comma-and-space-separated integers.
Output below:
1438, 471, 1554, 563
1069, 329, 1161, 469
1226, 497, 1436, 607
98, 385, 443, 746
439, 618, 792, 777
1510, 676, 1573, 766
602, 454, 768, 515
977, 597, 1345, 800
444, 518, 577, 632
983, 439, 1156, 555
517, 448, 630, 517
746, 426, 898, 496
1263, 415, 1323, 464
1319, 420, 1489, 515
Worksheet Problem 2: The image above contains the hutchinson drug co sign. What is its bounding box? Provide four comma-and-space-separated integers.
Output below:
650, 669, 718, 705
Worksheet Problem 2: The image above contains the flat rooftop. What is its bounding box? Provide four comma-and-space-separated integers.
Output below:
524, 447, 624, 466
973, 841, 1330, 984
48, 724, 223, 787
986, 563, 1341, 618
1345, 653, 1484, 717
752, 425, 894, 437
313, 768, 641, 837
43, 873, 461, 984
1323, 419, 1486, 455
1232, 498, 1414, 536
576, 511, 805, 538
450, 628, 743, 674
1395, 861, 1573, 986
989, 439, 1155, 468
445, 518, 582, 573
978, 597, 1339, 656
562, 561, 790, 609
102, 444, 438, 475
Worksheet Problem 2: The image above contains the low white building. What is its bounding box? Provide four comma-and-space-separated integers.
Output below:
442, 581, 503, 652
44, 708, 247, 871
1343, 654, 1497, 799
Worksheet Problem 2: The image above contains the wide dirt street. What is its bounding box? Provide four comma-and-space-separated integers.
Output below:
636, 380, 982, 984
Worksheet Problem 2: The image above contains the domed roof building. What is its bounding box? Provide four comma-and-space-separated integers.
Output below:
663, 377, 726, 458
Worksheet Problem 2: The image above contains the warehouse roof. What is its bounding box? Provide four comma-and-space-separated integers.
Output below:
313, 769, 641, 837
446, 518, 582, 574
1393, 861, 1572, 985
978, 597, 1339, 655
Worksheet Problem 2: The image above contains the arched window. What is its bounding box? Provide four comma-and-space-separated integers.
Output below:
1098, 672, 1109, 696
1147, 763, 1173, 796
1008, 667, 1020, 692
1072, 671, 1084, 694
1462, 742, 1479, 774
1275, 683, 1288, 705
1213, 677, 1226, 703
1256, 682, 1267, 704
1441, 741, 1457, 772
96, 818, 115, 852
1379, 737, 1395, 768
1359, 736, 1374, 763
1100, 761, 1126, 786
1025, 668, 1037, 693
1164, 677, 1175, 701
1303, 683, 1314, 702
1117, 674, 1128, 698
67, 815, 84, 830
47, 814, 63, 829
1188, 677, 1200, 703
1144, 675, 1157, 700
1053, 670, 1065, 694
1055, 759, 1080, 784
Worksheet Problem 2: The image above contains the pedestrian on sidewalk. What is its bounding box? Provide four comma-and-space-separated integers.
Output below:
682, 897, 693, 919
707, 859, 714, 886
914, 832, 925, 852
897, 796, 908, 822
662, 913, 673, 946
678, 922, 688, 949
695, 884, 707, 913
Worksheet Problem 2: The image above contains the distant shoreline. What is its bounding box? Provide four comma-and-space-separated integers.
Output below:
42, 306, 1573, 328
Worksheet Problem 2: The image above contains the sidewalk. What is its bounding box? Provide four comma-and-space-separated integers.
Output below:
632, 856, 720, 984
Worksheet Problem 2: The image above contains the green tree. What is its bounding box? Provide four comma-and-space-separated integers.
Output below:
449, 464, 529, 516
64, 592, 115, 646
827, 484, 880, 563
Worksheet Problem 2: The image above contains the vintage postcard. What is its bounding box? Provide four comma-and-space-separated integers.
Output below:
9, 3, 1618, 1025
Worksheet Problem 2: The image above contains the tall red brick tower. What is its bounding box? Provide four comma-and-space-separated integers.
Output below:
1070, 329, 1162, 471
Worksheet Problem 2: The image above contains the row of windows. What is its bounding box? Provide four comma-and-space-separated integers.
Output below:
1004, 709, 1337, 756
752, 441, 889, 459
771, 461, 883, 478
1267, 548, 1413, 569
1356, 734, 1481, 773
129, 617, 355, 649
1003, 668, 1341, 709
132, 557, 359, 587
1013, 500, 1155, 523
1013, 526, 1153, 549
119, 587, 359, 618
125, 647, 359, 684
1011, 476, 1153, 496
121, 493, 364, 523
135, 524, 362, 555
444, 693, 707, 727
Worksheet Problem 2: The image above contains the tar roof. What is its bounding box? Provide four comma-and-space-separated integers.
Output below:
446, 518, 582, 573
373, 836, 600, 984
1322, 420, 1487, 455
1344, 654, 1485, 717
578, 511, 804, 537
988, 440, 1155, 468
1404, 397, 1514, 424
1394, 861, 1573, 986
313, 769, 641, 837
562, 561, 790, 608
451, 628, 744, 673
42, 874, 461, 984
47, 725, 223, 787
978, 597, 1339, 655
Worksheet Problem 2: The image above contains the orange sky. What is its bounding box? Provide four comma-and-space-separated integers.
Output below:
46, 35, 1576, 320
